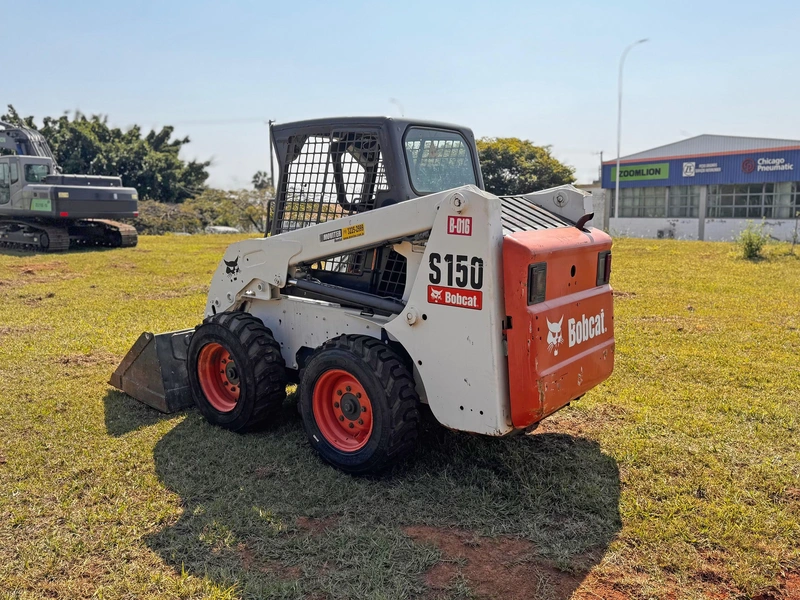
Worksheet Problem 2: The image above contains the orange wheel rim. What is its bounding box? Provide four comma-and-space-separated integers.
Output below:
197, 342, 241, 412
312, 369, 373, 452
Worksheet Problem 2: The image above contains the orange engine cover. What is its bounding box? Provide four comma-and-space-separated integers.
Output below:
503, 227, 614, 429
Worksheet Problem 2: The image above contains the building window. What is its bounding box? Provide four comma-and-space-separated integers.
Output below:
610, 187, 667, 218
769, 182, 800, 219
668, 186, 700, 218
707, 183, 800, 219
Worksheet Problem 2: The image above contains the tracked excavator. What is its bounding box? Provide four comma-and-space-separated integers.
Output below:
0, 121, 138, 251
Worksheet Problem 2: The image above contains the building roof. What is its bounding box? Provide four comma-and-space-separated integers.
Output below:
603, 134, 800, 165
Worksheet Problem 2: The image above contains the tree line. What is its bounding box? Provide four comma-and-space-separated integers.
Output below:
3, 105, 575, 233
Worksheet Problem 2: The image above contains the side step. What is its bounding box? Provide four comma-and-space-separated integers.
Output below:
110, 329, 195, 413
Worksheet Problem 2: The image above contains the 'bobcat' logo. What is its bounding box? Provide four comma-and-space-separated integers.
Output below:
429, 288, 443, 301
546, 316, 564, 356
224, 256, 240, 281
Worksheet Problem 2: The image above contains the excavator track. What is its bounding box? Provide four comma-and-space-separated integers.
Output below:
0, 220, 71, 252
0, 219, 138, 252
86, 219, 139, 248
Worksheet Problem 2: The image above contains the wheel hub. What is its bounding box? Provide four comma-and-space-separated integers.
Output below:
340, 393, 360, 420
312, 369, 374, 452
197, 342, 241, 413
225, 362, 239, 385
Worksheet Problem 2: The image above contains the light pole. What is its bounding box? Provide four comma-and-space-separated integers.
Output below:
614, 38, 648, 220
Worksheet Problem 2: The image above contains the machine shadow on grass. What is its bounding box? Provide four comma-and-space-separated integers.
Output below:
104, 394, 622, 599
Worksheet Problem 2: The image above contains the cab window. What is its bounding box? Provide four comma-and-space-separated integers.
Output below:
0, 163, 9, 204
25, 163, 50, 183
403, 127, 477, 194
10, 162, 18, 184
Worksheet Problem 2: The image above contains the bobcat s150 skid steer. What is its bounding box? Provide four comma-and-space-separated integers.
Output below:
111, 117, 614, 474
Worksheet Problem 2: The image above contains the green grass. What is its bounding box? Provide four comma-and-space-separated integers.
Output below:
0, 235, 798, 599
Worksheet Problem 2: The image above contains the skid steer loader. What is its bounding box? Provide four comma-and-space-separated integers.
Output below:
111, 117, 614, 474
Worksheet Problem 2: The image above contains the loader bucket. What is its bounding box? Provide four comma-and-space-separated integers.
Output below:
109, 329, 195, 413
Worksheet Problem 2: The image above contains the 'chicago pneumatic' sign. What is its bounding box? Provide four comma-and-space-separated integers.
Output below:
742, 156, 794, 173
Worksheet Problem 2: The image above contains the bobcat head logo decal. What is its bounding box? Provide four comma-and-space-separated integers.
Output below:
429, 288, 443, 301
546, 316, 564, 356
224, 256, 240, 281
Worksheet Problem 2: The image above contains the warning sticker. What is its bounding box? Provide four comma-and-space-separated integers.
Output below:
427, 285, 483, 310
320, 223, 365, 243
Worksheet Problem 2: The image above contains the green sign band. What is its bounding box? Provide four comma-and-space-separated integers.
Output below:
31, 198, 52, 212
611, 163, 670, 182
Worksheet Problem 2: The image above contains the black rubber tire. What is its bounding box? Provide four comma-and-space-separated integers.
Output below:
299, 335, 420, 475
38, 232, 49, 251
188, 311, 287, 431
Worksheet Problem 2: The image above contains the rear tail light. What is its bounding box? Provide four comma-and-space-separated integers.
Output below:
133, 211, 139, 217
596, 251, 612, 286
527, 263, 547, 305
59, 211, 69, 218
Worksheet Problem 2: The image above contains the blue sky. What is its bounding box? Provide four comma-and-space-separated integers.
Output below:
7, 0, 800, 188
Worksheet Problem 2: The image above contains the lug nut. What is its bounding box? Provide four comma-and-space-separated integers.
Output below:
346, 386, 351, 392
358, 419, 363, 425
348, 423, 354, 428
361, 406, 366, 412
334, 402, 339, 408
337, 390, 342, 396
339, 416, 344, 421
356, 393, 361, 398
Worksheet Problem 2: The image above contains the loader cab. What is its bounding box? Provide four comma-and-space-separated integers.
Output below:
269, 117, 484, 301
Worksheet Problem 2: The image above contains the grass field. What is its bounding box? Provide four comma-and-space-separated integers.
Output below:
0, 235, 798, 600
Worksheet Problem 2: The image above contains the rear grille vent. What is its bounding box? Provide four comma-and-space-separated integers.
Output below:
499, 196, 570, 234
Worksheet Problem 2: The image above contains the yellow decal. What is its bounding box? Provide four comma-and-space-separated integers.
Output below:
342, 223, 365, 240
58, 192, 69, 198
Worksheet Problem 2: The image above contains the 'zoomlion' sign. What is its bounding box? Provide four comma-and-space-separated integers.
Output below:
611, 162, 670, 182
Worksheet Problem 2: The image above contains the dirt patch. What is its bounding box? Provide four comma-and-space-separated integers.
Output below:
110, 262, 137, 270
253, 464, 291, 479
536, 403, 629, 437
406, 525, 596, 600
237, 543, 302, 579
613, 290, 637, 299
143, 285, 209, 300
0, 324, 48, 338
296, 516, 339, 535
2, 265, 80, 287
56, 351, 118, 367
753, 572, 800, 600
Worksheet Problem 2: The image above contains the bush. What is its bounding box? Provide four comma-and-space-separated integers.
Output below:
737, 220, 770, 259
129, 200, 204, 235
127, 189, 273, 235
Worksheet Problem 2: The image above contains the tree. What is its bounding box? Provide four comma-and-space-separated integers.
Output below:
2, 105, 211, 203
476, 137, 575, 196
252, 170, 271, 191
